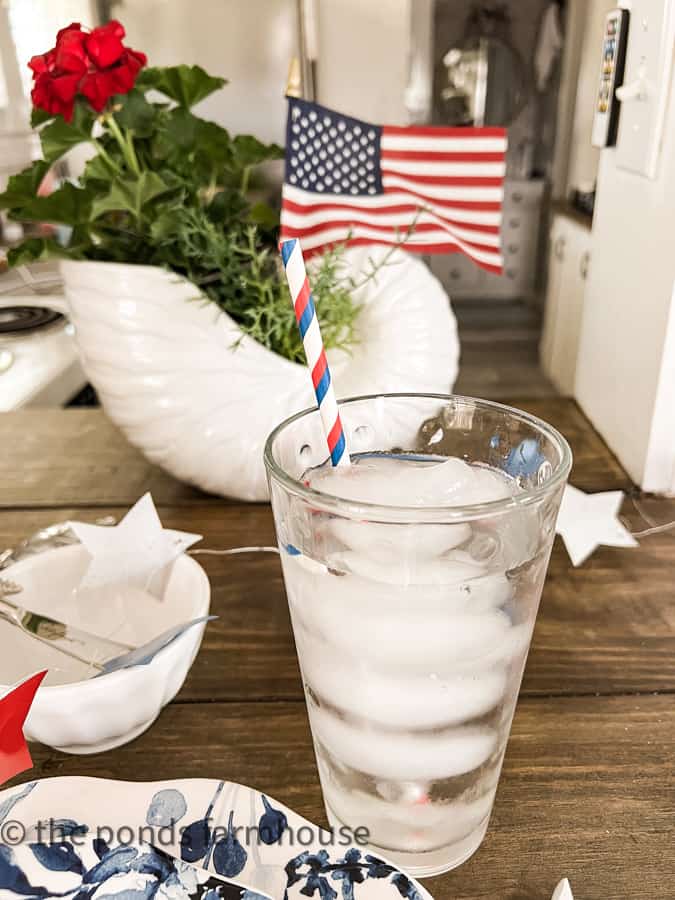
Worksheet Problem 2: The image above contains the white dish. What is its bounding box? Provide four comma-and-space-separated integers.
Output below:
0, 776, 432, 900
0, 545, 210, 754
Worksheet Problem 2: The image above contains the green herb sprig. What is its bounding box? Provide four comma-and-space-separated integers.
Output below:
0, 65, 373, 362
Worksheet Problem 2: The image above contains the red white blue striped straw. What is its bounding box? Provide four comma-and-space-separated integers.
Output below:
280, 238, 350, 467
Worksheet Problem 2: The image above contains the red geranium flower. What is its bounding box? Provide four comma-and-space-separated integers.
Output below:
81, 48, 147, 112
53, 22, 89, 73
28, 20, 146, 122
84, 20, 125, 68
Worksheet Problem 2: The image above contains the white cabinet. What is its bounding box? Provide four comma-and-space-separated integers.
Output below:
540, 213, 592, 395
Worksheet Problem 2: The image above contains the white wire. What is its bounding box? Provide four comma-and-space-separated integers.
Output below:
186, 502, 675, 558
631, 496, 660, 528
189, 546, 280, 556
628, 495, 675, 539
630, 521, 675, 538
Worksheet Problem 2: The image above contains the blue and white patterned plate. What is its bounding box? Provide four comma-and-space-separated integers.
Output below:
0, 778, 434, 900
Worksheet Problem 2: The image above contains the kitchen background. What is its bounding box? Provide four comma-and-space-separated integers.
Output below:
1, 0, 674, 492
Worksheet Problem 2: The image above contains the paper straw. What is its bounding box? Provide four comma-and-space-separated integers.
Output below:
280, 238, 350, 467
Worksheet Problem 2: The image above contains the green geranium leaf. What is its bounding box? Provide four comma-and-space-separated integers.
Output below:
153, 112, 232, 185
66, 224, 92, 253
163, 106, 199, 149
82, 154, 114, 184
7, 237, 71, 267
232, 134, 284, 169
114, 89, 157, 138
137, 65, 227, 108
91, 171, 173, 220
10, 182, 91, 225
30, 108, 55, 128
149, 206, 180, 242
195, 119, 232, 165
0, 161, 50, 210
40, 103, 95, 163
248, 201, 280, 230
207, 187, 247, 222
3, 67, 360, 363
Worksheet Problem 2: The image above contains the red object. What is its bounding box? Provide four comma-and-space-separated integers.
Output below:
0, 671, 47, 786
29, 20, 146, 121
280, 98, 507, 273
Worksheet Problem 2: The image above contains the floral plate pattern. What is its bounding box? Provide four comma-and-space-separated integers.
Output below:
0, 778, 433, 900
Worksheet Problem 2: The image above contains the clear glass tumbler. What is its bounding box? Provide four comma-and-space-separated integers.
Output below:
264, 394, 571, 877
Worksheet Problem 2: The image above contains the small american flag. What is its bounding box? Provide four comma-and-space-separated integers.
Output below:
280, 98, 507, 273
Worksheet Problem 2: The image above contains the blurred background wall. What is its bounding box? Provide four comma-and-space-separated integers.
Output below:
105, 0, 412, 143
115, 0, 299, 145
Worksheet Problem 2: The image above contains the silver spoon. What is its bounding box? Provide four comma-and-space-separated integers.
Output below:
0, 578, 215, 678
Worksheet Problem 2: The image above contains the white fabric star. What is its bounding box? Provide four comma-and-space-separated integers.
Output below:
551, 878, 574, 900
556, 485, 638, 566
69, 493, 202, 596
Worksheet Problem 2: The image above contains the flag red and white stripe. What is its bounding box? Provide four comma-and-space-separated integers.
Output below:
280, 100, 507, 272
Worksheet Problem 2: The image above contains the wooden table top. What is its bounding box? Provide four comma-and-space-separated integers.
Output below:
4, 400, 675, 899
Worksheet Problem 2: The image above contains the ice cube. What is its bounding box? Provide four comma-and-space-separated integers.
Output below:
329, 518, 472, 561
447, 622, 531, 674
326, 549, 487, 585
308, 456, 515, 508
284, 552, 492, 618
458, 571, 513, 613
289, 582, 514, 673
302, 651, 507, 728
496, 505, 543, 570
310, 707, 497, 780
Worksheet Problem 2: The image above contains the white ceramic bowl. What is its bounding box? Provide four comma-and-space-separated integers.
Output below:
0, 545, 210, 754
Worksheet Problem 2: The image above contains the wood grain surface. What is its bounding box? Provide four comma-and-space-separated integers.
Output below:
0, 497, 672, 699
0, 398, 632, 508
14, 695, 675, 900
2, 398, 673, 900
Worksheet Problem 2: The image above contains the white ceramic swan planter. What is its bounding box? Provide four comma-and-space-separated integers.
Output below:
10, 246, 459, 500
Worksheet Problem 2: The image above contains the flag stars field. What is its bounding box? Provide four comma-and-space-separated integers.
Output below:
281, 97, 507, 269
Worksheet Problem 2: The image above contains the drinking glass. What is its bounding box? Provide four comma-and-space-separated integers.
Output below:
264, 394, 572, 877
